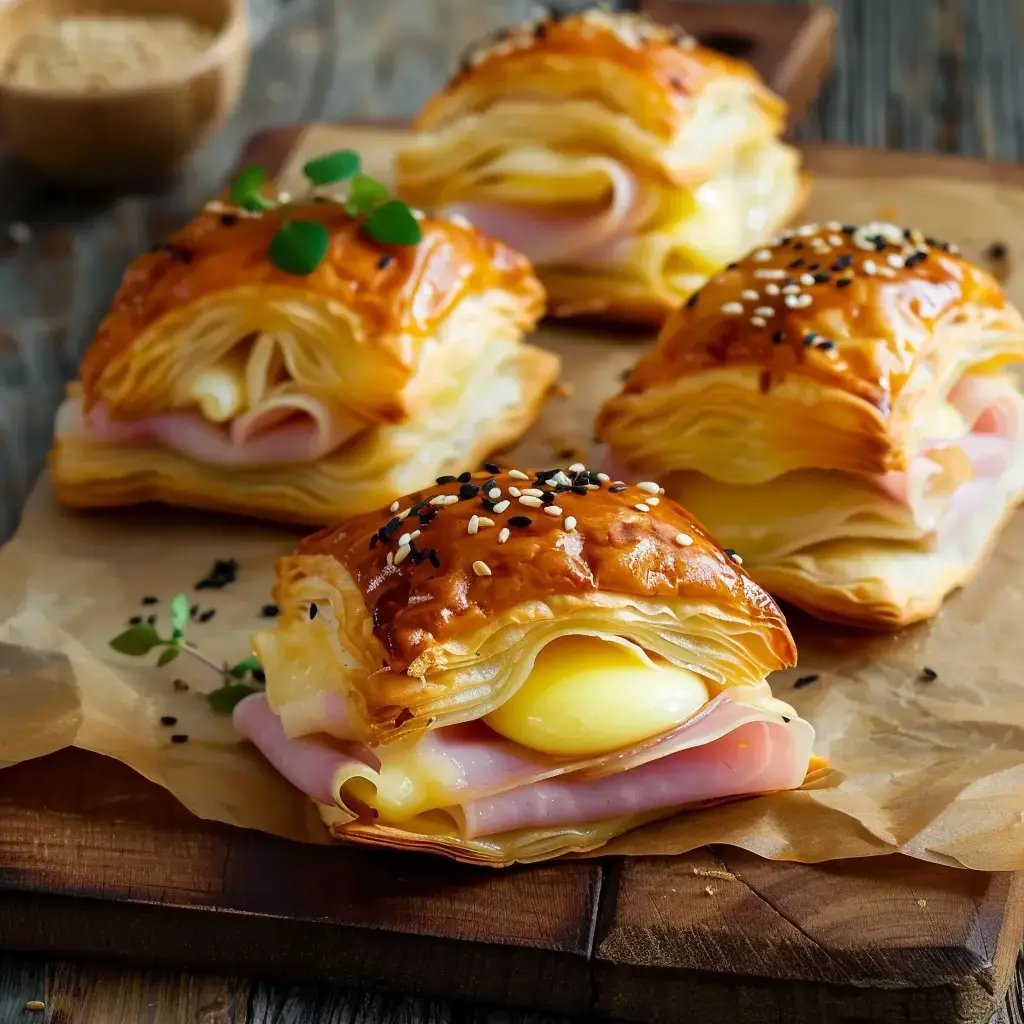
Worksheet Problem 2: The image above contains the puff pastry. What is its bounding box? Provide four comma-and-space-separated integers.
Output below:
50, 199, 555, 524
235, 464, 816, 865
397, 6, 807, 322
597, 221, 1024, 627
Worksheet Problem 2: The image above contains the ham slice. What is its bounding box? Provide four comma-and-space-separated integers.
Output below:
234, 689, 812, 836
55, 394, 361, 467
444, 158, 645, 266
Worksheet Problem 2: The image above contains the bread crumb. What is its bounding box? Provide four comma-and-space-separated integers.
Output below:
917, 898, 927, 907
692, 867, 734, 881
704, 885, 715, 896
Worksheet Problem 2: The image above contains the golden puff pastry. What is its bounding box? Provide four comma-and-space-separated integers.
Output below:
236, 464, 817, 865
597, 221, 1024, 627
397, 6, 807, 323
49, 198, 556, 524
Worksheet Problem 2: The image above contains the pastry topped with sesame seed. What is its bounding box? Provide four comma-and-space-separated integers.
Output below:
597, 222, 1024, 627
49, 192, 557, 524
239, 464, 816, 865
397, 5, 807, 322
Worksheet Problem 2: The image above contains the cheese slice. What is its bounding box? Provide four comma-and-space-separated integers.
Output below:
484, 635, 710, 757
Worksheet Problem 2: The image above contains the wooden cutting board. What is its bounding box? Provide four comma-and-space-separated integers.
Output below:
2, 121, 1024, 1024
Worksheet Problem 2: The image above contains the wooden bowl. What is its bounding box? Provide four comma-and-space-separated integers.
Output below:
0, 0, 249, 188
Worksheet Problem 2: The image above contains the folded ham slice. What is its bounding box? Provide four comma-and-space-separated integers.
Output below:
55, 393, 362, 467
234, 687, 811, 837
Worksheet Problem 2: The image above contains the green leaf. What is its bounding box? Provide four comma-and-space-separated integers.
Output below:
109, 624, 162, 657
230, 164, 266, 206
170, 593, 190, 636
303, 150, 360, 186
157, 646, 181, 668
364, 200, 422, 246
207, 684, 260, 714
229, 654, 262, 679
345, 173, 390, 216
268, 220, 330, 276
243, 195, 276, 212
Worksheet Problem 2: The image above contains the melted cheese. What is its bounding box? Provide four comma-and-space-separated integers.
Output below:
188, 364, 247, 422
484, 636, 709, 757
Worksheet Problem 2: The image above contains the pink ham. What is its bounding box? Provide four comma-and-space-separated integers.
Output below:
444, 160, 646, 266
55, 394, 360, 467
461, 720, 801, 838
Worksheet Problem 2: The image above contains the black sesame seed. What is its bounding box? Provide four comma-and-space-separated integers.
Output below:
685, 291, 699, 308
919, 666, 938, 681
189, 604, 199, 619
873, 238, 887, 252
378, 255, 393, 270
812, 272, 831, 284
382, 517, 401, 538
146, 614, 157, 626
418, 508, 438, 524
782, 277, 797, 288
170, 734, 189, 744
905, 251, 928, 266
842, 225, 855, 234
808, 263, 821, 271
803, 332, 817, 347
793, 242, 804, 251
816, 340, 835, 350
836, 278, 853, 288
831, 255, 853, 271
542, 492, 556, 505
436, 475, 457, 485
481, 478, 496, 493
925, 236, 940, 246
369, 535, 378, 549
484, 463, 500, 473
199, 609, 216, 623
609, 484, 627, 493
457, 471, 473, 483
309, 603, 318, 620
253, 668, 266, 684
429, 549, 441, 569
725, 262, 738, 270
220, 213, 238, 227
788, 258, 805, 268
794, 674, 819, 689
571, 484, 588, 495
724, 549, 741, 562
508, 516, 532, 528
195, 559, 239, 590
160, 716, 177, 726
771, 331, 785, 343
141, 595, 158, 605
459, 483, 480, 500
261, 604, 279, 618
129, 615, 142, 626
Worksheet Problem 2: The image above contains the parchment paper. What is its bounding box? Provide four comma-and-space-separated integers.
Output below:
3, 126, 1024, 869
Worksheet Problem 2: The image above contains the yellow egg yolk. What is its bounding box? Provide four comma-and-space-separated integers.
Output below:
484, 636, 710, 757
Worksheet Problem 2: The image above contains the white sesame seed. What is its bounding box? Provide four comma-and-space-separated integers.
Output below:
386, 551, 394, 566
659, 486, 665, 495
647, 496, 660, 505
795, 294, 813, 308
544, 505, 563, 516
947, 242, 960, 254
784, 293, 803, 308
825, 220, 842, 231
389, 500, 399, 513
568, 463, 586, 473
765, 283, 780, 296
750, 316, 767, 327
522, 488, 544, 497
721, 302, 744, 315
730, 553, 745, 565
796, 224, 818, 236
740, 289, 760, 301
754, 306, 774, 317
493, 499, 510, 514
550, 470, 573, 487
394, 544, 411, 565
675, 533, 693, 546
477, 517, 495, 528
887, 253, 905, 269
637, 481, 660, 494
634, 503, 651, 512
829, 234, 844, 247
519, 495, 543, 507
508, 486, 522, 498
799, 273, 816, 287
509, 469, 530, 480
754, 268, 787, 280
597, 473, 610, 483
472, 560, 492, 577
397, 532, 412, 547
487, 487, 501, 499
429, 494, 449, 505
752, 249, 772, 262
443, 495, 459, 505
564, 516, 577, 530
863, 259, 878, 275
410, 530, 421, 540
498, 528, 510, 544
878, 266, 897, 278
467, 515, 480, 535
448, 213, 473, 229
782, 284, 801, 295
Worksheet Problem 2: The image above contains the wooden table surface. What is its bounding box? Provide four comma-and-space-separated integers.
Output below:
2, 0, 1024, 1021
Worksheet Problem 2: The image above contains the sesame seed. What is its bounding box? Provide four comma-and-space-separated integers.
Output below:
754, 306, 774, 317
784, 293, 803, 308
725, 549, 743, 564
836, 278, 853, 288
389, 500, 399, 512
754, 268, 787, 279
878, 266, 897, 278
394, 544, 411, 565
509, 469, 530, 480
410, 530, 421, 540
543, 505, 563, 516
675, 533, 693, 546
487, 487, 501, 499
740, 289, 759, 301
825, 220, 842, 231
522, 488, 544, 497
782, 284, 800, 295
750, 317, 767, 327
508, 486, 522, 497
634, 503, 651, 512
387, 552, 394, 566
519, 495, 543, 507
752, 249, 772, 262
429, 494, 448, 506
472, 560, 492, 577
796, 224, 818, 237
887, 253, 905, 269
484, 462, 500, 473
863, 259, 877, 275
597, 472, 610, 482
795, 294, 813, 308
828, 234, 843, 247
799, 273, 815, 286
477, 516, 495, 528
609, 483, 627, 493
171, 734, 189, 744
397, 532, 412, 547
721, 302, 744, 315
637, 481, 660, 494
493, 499, 510, 513
564, 516, 577, 530
498, 527, 510, 544
398, 508, 412, 520
772, 331, 784, 343
764, 283, 780, 296
467, 515, 480, 535
568, 462, 586, 473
